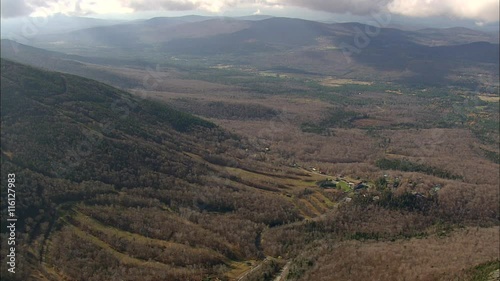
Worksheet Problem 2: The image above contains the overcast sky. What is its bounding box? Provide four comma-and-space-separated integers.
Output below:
1, 0, 499, 25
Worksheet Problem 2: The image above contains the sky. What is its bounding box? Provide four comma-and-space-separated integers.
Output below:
1, 0, 499, 25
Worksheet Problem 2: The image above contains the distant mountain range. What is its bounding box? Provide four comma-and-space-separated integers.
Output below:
26, 16, 498, 51
1, 16, 498, 86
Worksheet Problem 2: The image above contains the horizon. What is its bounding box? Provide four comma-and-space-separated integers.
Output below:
1, 11, 499, 36
1, 0, 499, 29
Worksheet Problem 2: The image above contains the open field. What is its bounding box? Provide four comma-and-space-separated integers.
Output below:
479, 95, 500, 103
320, 78, 373, 87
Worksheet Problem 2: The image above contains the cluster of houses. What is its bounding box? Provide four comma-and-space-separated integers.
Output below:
317, 178, 369, 191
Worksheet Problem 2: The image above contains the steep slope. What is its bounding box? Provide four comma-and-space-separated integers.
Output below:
0, 39, 149, 89
0, 60, 320, 281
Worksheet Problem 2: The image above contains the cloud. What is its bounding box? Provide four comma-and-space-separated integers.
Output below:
388, 0, 499, 23
1, 0, 498, 23
128, 0, 198, 11
75, 0, 134, 15
273, 0, 498, 22
1, 0, 135, 18
276, 0, 390, 16
1, 0, 35, 18
125, 0, 254, 13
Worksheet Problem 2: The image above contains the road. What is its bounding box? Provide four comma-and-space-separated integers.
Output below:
273, 261, 291, 281
237, 257, 271, 281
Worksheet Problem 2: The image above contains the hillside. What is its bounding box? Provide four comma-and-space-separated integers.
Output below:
0, 39, 153, 89
1, 60, 333, 280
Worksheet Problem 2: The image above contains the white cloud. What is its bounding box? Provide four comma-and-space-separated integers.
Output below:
77, 0, 134, 15
388, 0, 499, 23
272, 0, 390, 16
5, 0, 134, 17
197, 1, 227, 13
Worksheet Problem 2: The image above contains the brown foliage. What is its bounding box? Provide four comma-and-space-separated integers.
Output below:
292, 227, 500, 281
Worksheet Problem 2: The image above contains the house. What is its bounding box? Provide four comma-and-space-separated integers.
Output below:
354, 182, 368, 191
318, 180, 337, 189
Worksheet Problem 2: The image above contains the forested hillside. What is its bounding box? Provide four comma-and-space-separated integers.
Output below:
0, 60, 317, 280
